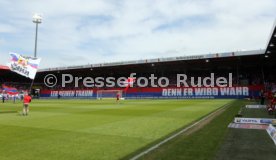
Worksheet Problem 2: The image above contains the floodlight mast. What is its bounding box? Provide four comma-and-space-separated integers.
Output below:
32, 14, 42, 58
28, 14, 42, 92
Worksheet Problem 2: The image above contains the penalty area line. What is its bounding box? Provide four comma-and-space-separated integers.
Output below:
130, 102, 232, 160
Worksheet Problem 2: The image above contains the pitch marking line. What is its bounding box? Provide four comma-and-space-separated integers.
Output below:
130, 102, 232, 160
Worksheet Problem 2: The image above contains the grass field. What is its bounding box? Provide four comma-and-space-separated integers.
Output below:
0, 99, 232, 160
141, 100, 276, 160
215, 101, 276, 160
139, 99, 243, 160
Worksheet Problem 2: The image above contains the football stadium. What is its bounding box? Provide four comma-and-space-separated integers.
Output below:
1, 1, 276, 160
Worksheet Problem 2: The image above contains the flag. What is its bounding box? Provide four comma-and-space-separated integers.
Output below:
7, 53, 41, 79
2, 85, 19, 95
124, 78, 135, 92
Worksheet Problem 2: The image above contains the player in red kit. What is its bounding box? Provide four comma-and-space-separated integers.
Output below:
116, 93, 120, 102
23, 93, 32, 116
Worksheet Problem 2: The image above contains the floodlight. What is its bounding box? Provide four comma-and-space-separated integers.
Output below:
33, 13, 42, 23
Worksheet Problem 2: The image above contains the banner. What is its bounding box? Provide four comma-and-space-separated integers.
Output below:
245, 105, 267, 109
7, 53, 41, 79
2, 85, 19, 95
49, 90, 94, 98
234, 118, 276, 125
40, 85, 263, 99
266, 124, 276, 145
228, 123, 268, 130
161, 87, 252, 98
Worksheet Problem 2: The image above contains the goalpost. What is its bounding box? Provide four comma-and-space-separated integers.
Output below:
96, 90, 123, 99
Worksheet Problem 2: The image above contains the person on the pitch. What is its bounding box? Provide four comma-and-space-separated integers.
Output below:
260, 90, 265, 105
13, 95, 16, 104
2, 94, 5, 103
23, 93, 32, 116
116, 93, 120, 102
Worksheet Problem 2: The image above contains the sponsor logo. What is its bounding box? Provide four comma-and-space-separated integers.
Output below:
260, 119, 273, 124
236, 119, 241, 123
235, 118, 259, 124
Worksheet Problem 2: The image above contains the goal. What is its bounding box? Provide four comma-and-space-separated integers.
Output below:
96, 90, 123, 99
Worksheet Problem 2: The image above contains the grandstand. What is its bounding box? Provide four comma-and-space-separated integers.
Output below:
32, 49, 272, 99
1, 49, 276, 99
36, 45, 276, 98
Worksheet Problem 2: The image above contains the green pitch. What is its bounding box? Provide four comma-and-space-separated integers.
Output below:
0, 99, 232, 160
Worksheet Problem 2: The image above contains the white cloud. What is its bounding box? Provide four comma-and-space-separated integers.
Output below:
0, 0, 275, 68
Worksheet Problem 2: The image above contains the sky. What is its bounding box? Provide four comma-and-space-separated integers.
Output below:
0, 0, 275, 69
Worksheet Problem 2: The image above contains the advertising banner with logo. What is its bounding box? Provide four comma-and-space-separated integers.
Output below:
266, 124, 276, 145
245, 105, 267, 109
234, 118, 276, 125
228, 123, 268, 130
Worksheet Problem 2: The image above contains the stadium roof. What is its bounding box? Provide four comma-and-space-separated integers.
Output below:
265, 20, 276, 55
38, 49, 265, 72
0, 65, 9, 70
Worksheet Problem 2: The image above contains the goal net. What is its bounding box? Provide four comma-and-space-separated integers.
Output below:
96, 90, 123, 99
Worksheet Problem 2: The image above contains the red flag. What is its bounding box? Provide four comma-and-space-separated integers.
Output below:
124, 78, 135, 92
